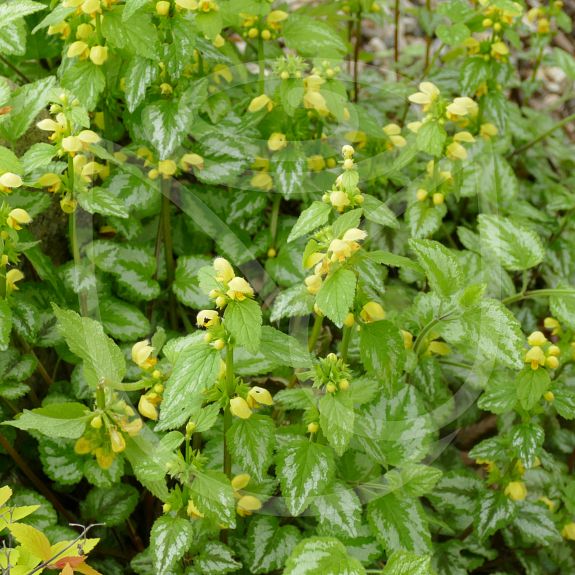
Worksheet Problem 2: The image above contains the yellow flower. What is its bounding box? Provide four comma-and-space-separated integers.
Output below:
6, 208, 32, 230
544, 316, 561, 335
343, 313, 355, 327
525, 346, 546, 370
268, 132, 287, 152
247, 386, 273, 408
196, 309, 219, 328
109, 428, 126, 453
537, 18, 550, 34
0, 172, 23, 189
454, 131, 475, 143
6, 269, 24, 294
329, 190, 350, 212
250, 171, 273, 191
383, 123, 406, 148
60, 197, 77, 213
504, 481, 527, 501
562, 522, 575, 540
543, 391, 555, 402
175, 0, 197, 9
78, 129, 100, 144
74, 437, 92, 455
407, 121, 422, 133
61, 136, 83, 153
491, 41, 509, 59
539, 496, 555, 511
138, 395, 159, 420
416, 188, 428, 202
446, 97, 478, 117
231, 473, 251, 491
305, 274, 322, 294
156, 0, 170, 14
158, 159, 178, 177
432, 192, 445, 205
266, 10, 288, 24
248, 94, 273, 113
307, 155, 325, 172
89, 45, 108, 66
401, 330, 413, 349
180, 153, 204, 170
227, 276, 254, 300
527, 331, 547, 346
95, 448, 114, 469
446, 141, 467, 161
408, 82, 440, 110
67, 40, 89, 58
213, 257, 235, 283
187, 498, 205, 519
546, 356, 559, 369
48, 21, 71, 38
547, 345, 560, 357
341, 145, 354, 159
81, 0, 101, 13
428, 341, 450, 355
307, 421, 319, 434
236, 494, 262, 516
480, 123, 498, 139
131, 339, 156, 369
230, 396, 252, 419
360, 301, 385, 323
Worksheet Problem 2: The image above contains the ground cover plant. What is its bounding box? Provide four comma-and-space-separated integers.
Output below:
1, 0, 575, 573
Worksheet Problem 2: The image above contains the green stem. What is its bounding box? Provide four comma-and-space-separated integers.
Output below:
413, 311, 455, 356
340, 324, 352, 363
223, 344, 235, 478
160, 181, 177, 330
0, 53, 30, 83
94, 13, 103, 44
424, 0, 432, 71
109, 380, 148, 392
257, 35, 265, 93
502, 288, 575, 306
308, 313, 324, 352
530, 45, 544, 82
270, 194, 281, 249
393, 0, 400, 78
353, 8, 362, 102
0, 262, 6, 299
509, 112, 575, 157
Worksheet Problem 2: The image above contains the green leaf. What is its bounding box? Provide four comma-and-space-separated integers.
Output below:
277, 439, 335, 516
259, 326, 312, 368
157, 342, 220, 430
84, 457, 124, 488
319, 392, 354, 456
362, 194, 399, 229
125, 56, 159, 113
81, 484, 139, 526
460, 56, 489, 94
510, 423, 544, 467
554, 388, 575, 419
245, 516, 301, 574
123, 0, 150, 20
100, 298, 151, 341
61, 60, 105, 111
102, 8, 159, 59
316, 268, 356, 327
4, 402, 90, 439
513, 501, 561, 545
283, 15, 346, 57
173, 255, 212, 309
477, 215, 545, 271
312, 482, 362, 538
142, 98, 193, 159
478, 373, 517, 414
150, 516, 194, 575
409, 239, 462, 298
270, 148, 306, 198
20, 143, 56, 172
552, 48, 575, 80
0, 299, 12, 351
77, 188, 130, 218
224, 298, 262, 354
270, 284, 314, 322
516, 367, 550, 411
0, 0, 45, 28
427, 471, 482, 515
38, 438, 83, 486
52, 305, 126, 388
0, 76, 55, 141
190, 469, 236, 528
195, 541, 241, 574
226, 415, 274, 481
416, 121, 446, 157
288, 201, 332, 243
103, 172, 160, 218
284, 537, 366, 575
436, 22, 469, 45
359, 320, 405, 384
476, 491, 516, 540
367, 493, 431, 554
385, 463, 443, 497
550, 290, 575, 331
383, 551, 435, 575
406, 200, 445, 239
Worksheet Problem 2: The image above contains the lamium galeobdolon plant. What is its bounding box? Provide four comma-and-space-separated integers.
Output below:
2, 0, 575, 573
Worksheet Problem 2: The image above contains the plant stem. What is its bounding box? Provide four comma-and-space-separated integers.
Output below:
257, 35, 265, 93
17, 335, 53, 387
0, 433, 76, 523
308, 313, 323, 352
270, 194, 281, 250
509, 112, 575, 157
424, 0, 432, 71
394, 0, 400, 79
413, 311, 455, 356
353, 8, 362, 102
0, 54, 30, 83
0, 261, 6, 299
160, 181, 177, 330
340, 324, 352, 363
502, 288, 575, 306
223, 344, 235, 478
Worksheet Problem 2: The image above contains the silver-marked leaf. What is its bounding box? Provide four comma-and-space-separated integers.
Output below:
150, 516, 194, 575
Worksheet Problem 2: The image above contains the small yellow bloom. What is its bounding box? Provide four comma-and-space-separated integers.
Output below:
132, 339, 156, 369
544, 391, 555, 402
156, 0, 170, 14
95, 448, 114, 469
547, 345, 560, 357
416, 188, 428, 202
236, 494, 262, 516
504, 481, 527, 501
78, 129, 100, 144
138, 395, 159, 420
428, 341, 450, 355
360, 301, 385, 323
36, 118, 61, 132
408, 82, 440, 109
61, 136, 83, 153
307, 421, 319, 434
231, 473, 251, 491
187, 498, 205, 518
407, 121, 422, 133
180, 153, 204, 170
446, 97, 478, 117
544, 316, 561, 335
383, 123, 406, 147
525, 346, 546, 370
176, 0, 197, 9
250, 171, 273, 191
454, 131, 475, 143
74, 436, 92, 455
267, 10, 288, 24
158, 159, 178, 177
305, 274, 322, 294
247, 386, 273, 407
307, 155, 325, 172
248, 94, 273, 113
491, 41, 509, 58
562, 523, 575, 540
329, 190, 350, 211
76, 23, 93, 39
0, 172, 23, 189
546, 355, 559, 370
67, 40, 89, 58
227, 276, 254, 301
343, 313, 355, 327
6, 269, 24, 294
89, 45, 108, 66
341, 145, 354, 159
480, 123, 498, 139
60, 197, 77, 213
268, 132, 287, 152
539, 496, 555, 511
6, 208, 32, 230
196, 309, 219, 328
446, 141, 467, 161
527, 331, 547, 346
213, 257, 235, 283
401, 330, 413, 349
432, 192, 445, 206
230, 396, 252, 419
109, 428, 126, 453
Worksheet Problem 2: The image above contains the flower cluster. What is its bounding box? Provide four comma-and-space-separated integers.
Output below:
229, 386, 273, 419
524, 330, 560, 370
240, 9, 288, 41
207, 257, 255, 308
1, 205, 32, 296
321, 145, 364, 213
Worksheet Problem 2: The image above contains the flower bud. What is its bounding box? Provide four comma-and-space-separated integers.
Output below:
6, 208, 32, 230
230, 396, 252, 419
89, 45, 108, 66
90, 415, 103, 429
527, 331, 547, 346
156, 0, 170, 14
231, 473, 251, 491
138, 395, 159, 420
504, 481, 527, 501
307, 422, 319, 434
360, 301, 385, 323
109, 428, 126, 453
